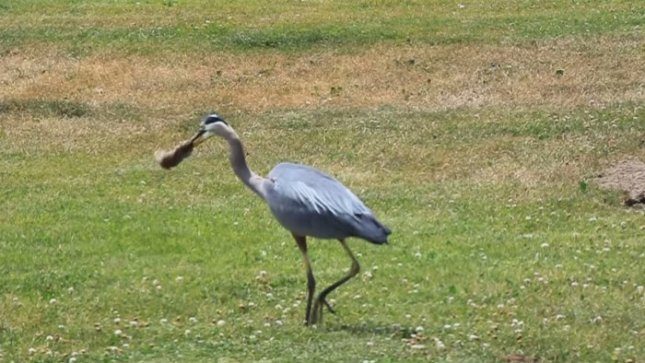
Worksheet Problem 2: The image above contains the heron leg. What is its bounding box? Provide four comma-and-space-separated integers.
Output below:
293, 234, 316, 325
311, 239, 360, 325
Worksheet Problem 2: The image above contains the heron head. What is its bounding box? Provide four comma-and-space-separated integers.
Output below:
191, 113, 229, 145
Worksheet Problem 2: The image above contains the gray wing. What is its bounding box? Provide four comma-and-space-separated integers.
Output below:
266, 163, 390, 243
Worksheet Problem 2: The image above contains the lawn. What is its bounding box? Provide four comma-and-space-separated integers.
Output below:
1, 1, 643, 362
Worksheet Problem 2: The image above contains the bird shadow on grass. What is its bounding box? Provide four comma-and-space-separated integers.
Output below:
323, 321, 415, 338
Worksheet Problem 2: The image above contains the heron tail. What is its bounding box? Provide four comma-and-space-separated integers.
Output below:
353, 213, 391, 245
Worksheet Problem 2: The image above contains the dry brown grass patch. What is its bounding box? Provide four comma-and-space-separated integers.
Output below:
2, 36, 642, 116
2, 36, 641, 183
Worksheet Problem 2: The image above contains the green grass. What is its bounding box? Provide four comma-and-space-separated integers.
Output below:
1, 105, 643, 362
0, 0, 642, 53
1, 1, 644, 362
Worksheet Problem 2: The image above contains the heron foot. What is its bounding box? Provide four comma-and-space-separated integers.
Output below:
308, 296, 336, 325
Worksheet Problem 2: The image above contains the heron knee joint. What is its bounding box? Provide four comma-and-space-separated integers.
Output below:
351, 261, 360, 275
307, 272, 316, 289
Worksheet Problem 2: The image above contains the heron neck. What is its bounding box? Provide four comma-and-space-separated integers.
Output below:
224, 130, 267, 199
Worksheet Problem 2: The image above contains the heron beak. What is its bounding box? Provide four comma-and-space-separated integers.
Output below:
190, 128, 207, 146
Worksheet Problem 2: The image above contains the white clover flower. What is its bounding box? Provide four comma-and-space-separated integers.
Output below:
434, 338, 445, 350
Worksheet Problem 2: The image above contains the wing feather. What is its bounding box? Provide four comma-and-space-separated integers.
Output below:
264, 163, 368, 238
268, 162, 369, 216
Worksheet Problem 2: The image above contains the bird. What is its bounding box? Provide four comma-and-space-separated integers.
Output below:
189, 113, 391, 325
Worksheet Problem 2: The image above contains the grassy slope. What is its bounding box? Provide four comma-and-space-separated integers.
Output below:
1, 1, 644, 362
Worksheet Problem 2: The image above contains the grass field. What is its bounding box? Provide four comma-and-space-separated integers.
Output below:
1, 1, 644, 362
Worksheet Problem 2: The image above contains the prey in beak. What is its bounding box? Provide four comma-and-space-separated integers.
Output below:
155, 127, 206, 170
155, 113, 225, 170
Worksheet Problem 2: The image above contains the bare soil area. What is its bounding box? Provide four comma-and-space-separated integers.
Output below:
595, 159, 645, 207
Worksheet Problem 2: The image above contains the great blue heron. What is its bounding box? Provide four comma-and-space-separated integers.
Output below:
188, 114, 391, 325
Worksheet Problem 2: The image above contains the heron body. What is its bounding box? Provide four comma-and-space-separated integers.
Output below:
191, 114, 391, 325
266, 162, 390, 243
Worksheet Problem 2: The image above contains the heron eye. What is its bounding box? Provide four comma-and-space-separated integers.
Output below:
204, 117, 219, 125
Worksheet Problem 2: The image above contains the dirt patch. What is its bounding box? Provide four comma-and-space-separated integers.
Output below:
595, 160, 645, 207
